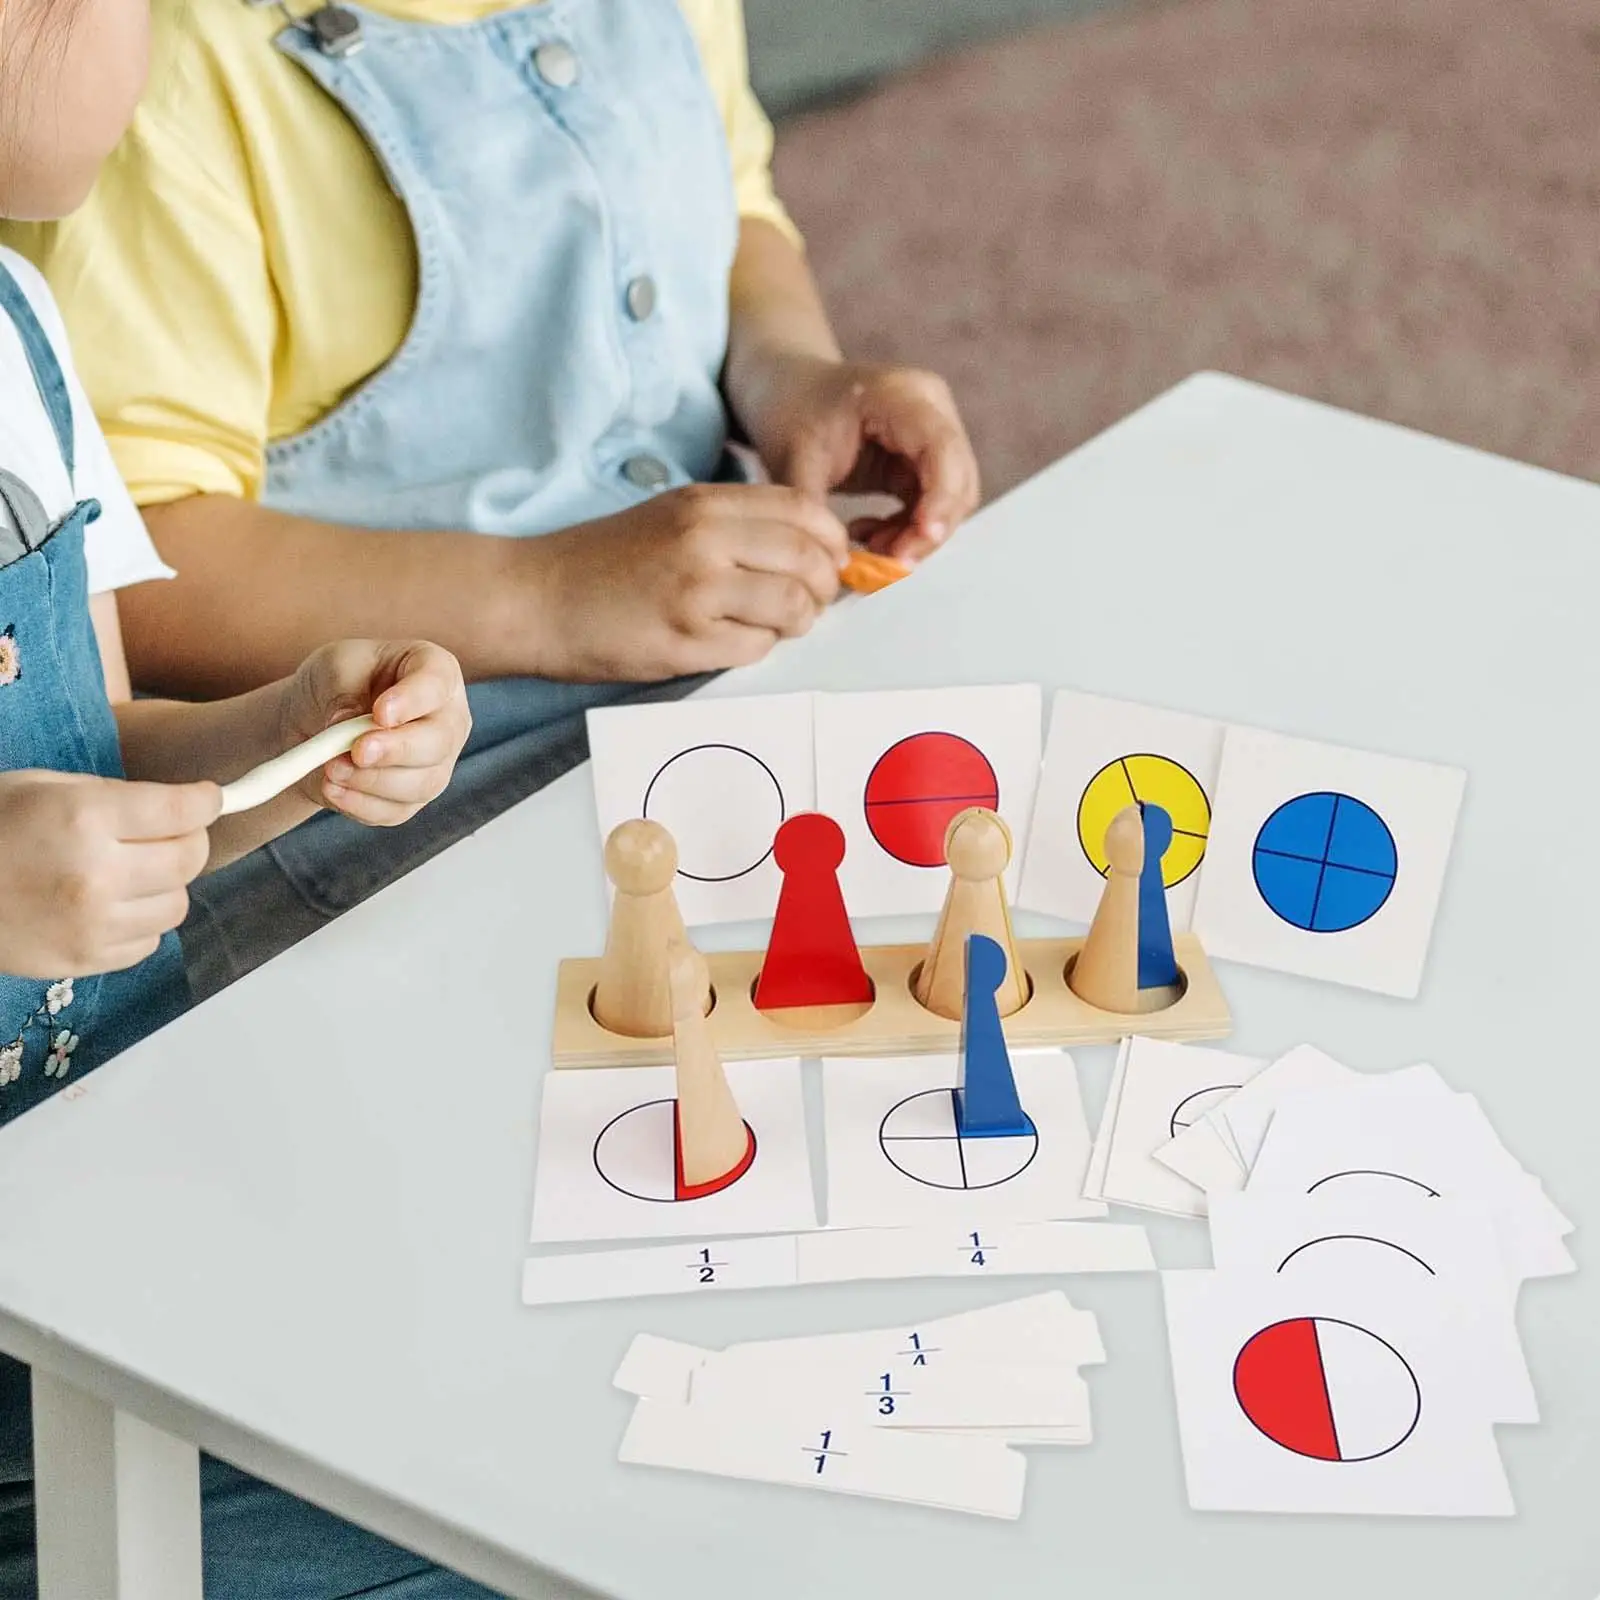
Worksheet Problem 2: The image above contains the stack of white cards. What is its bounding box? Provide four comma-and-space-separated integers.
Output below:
615, 1293, 1103, 1519
1152, 1048, 1574, 1517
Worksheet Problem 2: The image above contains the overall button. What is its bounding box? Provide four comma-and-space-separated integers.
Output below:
622, 455, 671, 492
533, 40, 579, 88
625, 275, 657, 322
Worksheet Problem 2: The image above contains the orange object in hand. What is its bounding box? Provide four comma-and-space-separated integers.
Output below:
839, 548, 910, 595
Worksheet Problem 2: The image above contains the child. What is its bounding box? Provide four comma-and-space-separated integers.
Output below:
0, 4, 484, 1591
2, 0, 983, 997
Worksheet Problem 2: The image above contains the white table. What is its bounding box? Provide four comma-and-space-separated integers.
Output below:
0, 373, 1594, 1600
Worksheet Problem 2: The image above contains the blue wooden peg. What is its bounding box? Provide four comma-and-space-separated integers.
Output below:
955, 934, 1031, 1138
1137, 803, 1181, 990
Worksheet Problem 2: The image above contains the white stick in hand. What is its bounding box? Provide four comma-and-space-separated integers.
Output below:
218, 716, 378, 816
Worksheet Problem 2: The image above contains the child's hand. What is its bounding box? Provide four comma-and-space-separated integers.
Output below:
531, 484, 850, 681
277, 640, 471, 825
748, 356, 982, 567
0, 771, 221, 978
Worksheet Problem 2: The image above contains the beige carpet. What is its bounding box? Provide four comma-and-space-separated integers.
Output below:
773, 0, 1600, 500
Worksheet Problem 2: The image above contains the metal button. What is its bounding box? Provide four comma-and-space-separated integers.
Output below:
310, 3, 364, 57
622, 455, 671, 492
533, 40, 579, 88
625, 275, 657, 322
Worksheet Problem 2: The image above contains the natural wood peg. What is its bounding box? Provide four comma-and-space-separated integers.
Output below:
668, 939, 749, 1191
1067, 805, 1145, 1014
915, 807, 1028, 1021
591, 819, 708, 1039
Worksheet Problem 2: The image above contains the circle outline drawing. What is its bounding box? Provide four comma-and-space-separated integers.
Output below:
1077, 753, 1211, 889
591, 1097, 758, 1204
863, 732, 1000, 868
877, 1087, 1039, 1191
1232, 1316, 1422, 1463
642, 743, 784, 883
1251, 791, 1398, 934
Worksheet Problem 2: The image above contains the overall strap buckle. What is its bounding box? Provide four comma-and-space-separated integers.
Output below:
246, 0, 365, 58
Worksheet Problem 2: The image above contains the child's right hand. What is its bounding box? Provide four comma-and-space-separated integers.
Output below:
0, 771, 221, 979
529, 484, 850, 680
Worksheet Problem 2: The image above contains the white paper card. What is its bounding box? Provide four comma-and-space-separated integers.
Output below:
529, 1061, 817, 1243
1161, 1269, 1514, 1517
692, 1358, 1090, 1431
813, 685, 1042, 917
614, 1335, 711, 1401
1152, 1121, 1246, 1198
1246, 1086, 1574, 1281
1081, 1038, 1131, 1203
1018, 691, 1225, 930
798, 1221, 1153, 1283
522, 1235, 799, 1305
1206, 1189, 1535, 1424
821, 1051, 1104, 1228
716, 1292, 1106, 1376
586, 693, 815, 925
619, 1398, 1027, 1518
1192, 727, 1466, 997
1155, 1044, 1358, 1194
1098, 1040, 1268, 1218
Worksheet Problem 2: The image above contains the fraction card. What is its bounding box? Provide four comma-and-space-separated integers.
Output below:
529, 1060, 816, 1243
711, 1292, 1107, 1378
1161, 1268, 1515, 1516
1018, 691, 1224, 931
797, 1221, 1154, 1283
813, 685, 1042, 917
522, 1234, 800, 1305
1154, 1044, 1358, 1196
821, 1050, 1104, 1229
1086, 1038, 1268, 1218
520, 1222, 1151, 1305
1206, 1189, 1536, 1424
586, 693, 815, 925
1243, 1080, 1575, 1281
1191, 727, 1466, 997
691, 1357, 1091, 1433
619, 1400, 1027, 1519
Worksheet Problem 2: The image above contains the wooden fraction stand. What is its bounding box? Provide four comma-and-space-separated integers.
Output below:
552, 931, 1230, 1070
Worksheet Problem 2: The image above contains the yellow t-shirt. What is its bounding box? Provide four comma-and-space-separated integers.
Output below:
2, 0, 796, 506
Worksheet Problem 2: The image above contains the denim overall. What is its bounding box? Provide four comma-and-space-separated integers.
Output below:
184, 0, 741, 991
0, 260, 191, 1131
0, 263, 502, 1598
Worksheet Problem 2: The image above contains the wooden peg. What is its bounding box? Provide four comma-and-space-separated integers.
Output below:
1068, 805, 1145, 1014
915, 808, 1028, 1021
591, 819, 708, 1039
668, 940, 753, 1195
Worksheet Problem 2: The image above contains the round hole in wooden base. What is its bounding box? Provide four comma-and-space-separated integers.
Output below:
904, 960, 1036, 1022
1061, 956, 1189, 1016
747, 975, 875, 1033
585, 982, 718, 1039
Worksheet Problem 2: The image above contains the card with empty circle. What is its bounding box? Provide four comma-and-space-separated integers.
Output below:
586, 693, 815, 926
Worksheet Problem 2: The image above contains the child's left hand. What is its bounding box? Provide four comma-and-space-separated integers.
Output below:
277, 640, 472, 825
750, 357, 982, 568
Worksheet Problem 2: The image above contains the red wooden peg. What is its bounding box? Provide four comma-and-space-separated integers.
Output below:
753, 814, 874, 1012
